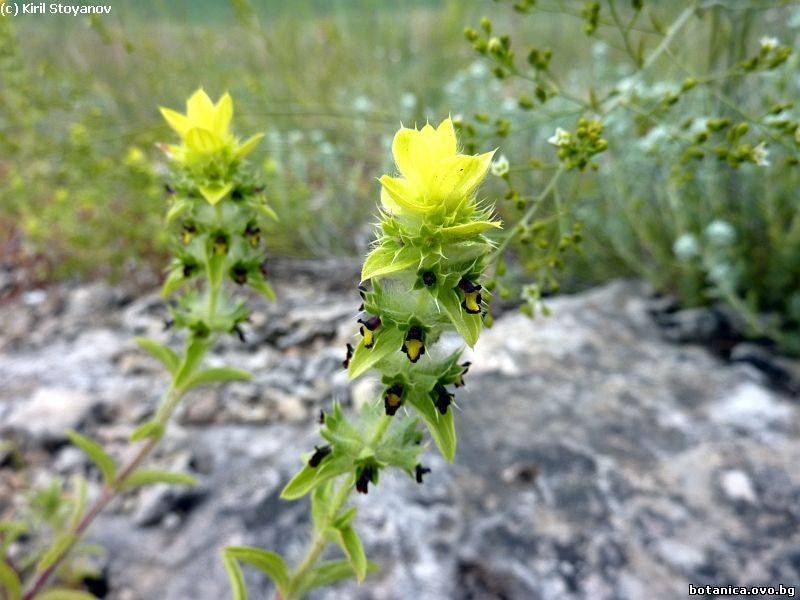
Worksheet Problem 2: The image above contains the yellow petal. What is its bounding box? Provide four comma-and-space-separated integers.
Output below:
433, 118, 457, 157
186, 88, 215, 128
213, 92, 233, 138
391, 126, 426, 187
185, 127, 222, 154
159, 107, 191, 136
199, 182, 234, 205
379, 175, 432, 214
429, 151, 494, 209
235, 133, 264, 159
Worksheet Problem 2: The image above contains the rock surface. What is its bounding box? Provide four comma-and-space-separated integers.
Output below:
1, 278, 799, 599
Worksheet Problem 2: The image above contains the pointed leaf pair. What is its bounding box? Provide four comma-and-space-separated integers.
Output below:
135, 337, 180, 375
361, 245, 420, 282
173, 338, 211, 389
222, 547, 289, 599
66, 430, 116, 485
249, 276, 276, 302
347, 327, 405, 380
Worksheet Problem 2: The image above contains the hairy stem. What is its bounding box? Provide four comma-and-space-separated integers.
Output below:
22, 351, 202, 599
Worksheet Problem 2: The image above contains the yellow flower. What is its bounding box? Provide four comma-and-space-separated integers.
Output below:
160, 88, 235, 155
159, 89, 265, 205
379, 118, 494, 217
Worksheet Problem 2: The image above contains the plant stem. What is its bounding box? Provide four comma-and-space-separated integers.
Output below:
22, 358, 200, 599
283, 414, 393, 599
22, 436, 156, 599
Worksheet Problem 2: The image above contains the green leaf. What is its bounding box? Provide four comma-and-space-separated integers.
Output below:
134, 337, 180, 375
437, 289, 481, 347
36, 532, 76, 572
296, 560, 379, 596
281, 455, 352, 500
222, 551, 247, 600
310, 482, 333, 532
66, 430, 116, 485
0, 561, 21, 600
182, 366, 252, 391
332, 507, 357, 530
407, 390, 457, 462
255, 202, 279, 222
165, 198, 191, 223
249, 277, 276, 302
330, 524, 367, 582
37, 590, 98, 600
347, 327, 404, 380
160, 269, 186, 299
118, 469, 198, 491
361, 245, 419, 282
173, 338, 210, 389
130, 421, 165, 442
69, 475, 87, 530
223, 547, 289, 596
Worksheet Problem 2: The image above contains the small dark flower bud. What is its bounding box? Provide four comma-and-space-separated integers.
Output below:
384, 383, 404, 416
182, 262, 197, 278
232, 325, 246, 343
415, 464, 431, 484
244, 223, 261, 248
231, 189, 243, 200
421, 271, 436, 287
431, 383, 453, 415
454, 361, 471, 387
342, 343, 354, 369
318, 410, 326, 424
458, 278, 483, 314
164, 183, 175, 195
308, 445, 332, 468
231, 264, 249, 285
181, 223, 197, 245
356, 464, 375, 494
163, 319, 174, 331
358, 315, 381, 349
213, 234, 229, 256
402, 326, 426, 363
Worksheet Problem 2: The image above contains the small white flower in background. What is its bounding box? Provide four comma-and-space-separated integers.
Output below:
353, 95, 373, 113
705, 220, 736, 246
760, 36, 779, 51
452, 113, 464, 126
490, 154, 510, 177
753, 141, 770, 167
401, 92, 417, 110
502, 98, 516, 112
547, 127, 572, 147
673, 233, 700, 261
469, 60, 489, 79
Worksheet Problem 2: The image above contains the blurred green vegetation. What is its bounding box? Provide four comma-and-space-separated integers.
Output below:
1, 0, 799, 354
